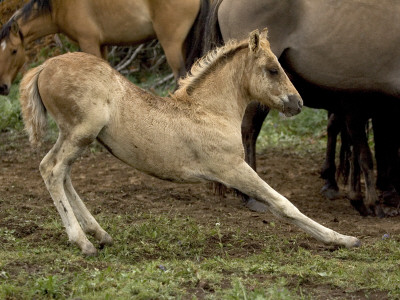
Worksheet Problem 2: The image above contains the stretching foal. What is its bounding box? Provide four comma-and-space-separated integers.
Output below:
19, 29, 360, 255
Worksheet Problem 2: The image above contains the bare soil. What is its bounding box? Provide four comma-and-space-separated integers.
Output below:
1, 130, 399, 251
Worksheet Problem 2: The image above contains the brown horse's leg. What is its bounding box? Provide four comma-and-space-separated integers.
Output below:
78, 39, 103, 58
214, 160, 360, 248
40, 135, 98, 255
320, 112, 341, 200
64, 173, 113, 247
372, 105, 400, 212
152, 0, 200, 79
345, 114, 383, 217
240, 102, 270, 212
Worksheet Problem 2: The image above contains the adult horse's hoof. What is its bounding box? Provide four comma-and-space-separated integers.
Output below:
244, 198, 268, 213
372, 204, 386, 218
320, 184, 339, 200
349, 199, 370, 216
382, 189, 400, 207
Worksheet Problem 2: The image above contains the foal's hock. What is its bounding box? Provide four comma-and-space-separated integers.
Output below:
19, 29, 360, 255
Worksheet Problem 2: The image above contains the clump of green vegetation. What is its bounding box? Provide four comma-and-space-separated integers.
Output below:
0, 76, 23, 132
257, 108, 328, 152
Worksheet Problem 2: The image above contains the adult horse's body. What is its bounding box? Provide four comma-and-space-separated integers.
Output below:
19, 30, 359, 255
204, 0, 400, 216
0, 0, 209, 95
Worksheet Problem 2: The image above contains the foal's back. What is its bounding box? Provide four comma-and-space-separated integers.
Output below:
31, 53, 215, 182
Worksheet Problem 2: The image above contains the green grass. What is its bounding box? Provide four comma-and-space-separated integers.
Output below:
1, 211, 400, 299
257, 109, 328, 153
0, 77, 23, 132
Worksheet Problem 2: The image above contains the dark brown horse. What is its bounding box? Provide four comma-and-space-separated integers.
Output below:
202, 0, 400, 216
0, 0, 209, 95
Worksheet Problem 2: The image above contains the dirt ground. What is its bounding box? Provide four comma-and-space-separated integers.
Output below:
1, 130, 399, 253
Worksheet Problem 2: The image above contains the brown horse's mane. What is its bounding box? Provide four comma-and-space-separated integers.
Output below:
177, 39, 248, 95
0, 0, 51, 40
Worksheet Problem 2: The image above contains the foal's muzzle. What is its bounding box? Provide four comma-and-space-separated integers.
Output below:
283, 94, 303, 117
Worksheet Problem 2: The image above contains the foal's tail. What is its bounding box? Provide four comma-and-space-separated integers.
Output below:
19, 64, 47, 146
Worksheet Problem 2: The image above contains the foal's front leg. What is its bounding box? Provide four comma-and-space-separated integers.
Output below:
214, 161, 361, 248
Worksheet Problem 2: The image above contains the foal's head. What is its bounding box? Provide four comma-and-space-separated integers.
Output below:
246, 29, 302, 117
0, 20, 26, 95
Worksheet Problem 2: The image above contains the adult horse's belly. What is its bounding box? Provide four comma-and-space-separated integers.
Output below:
219, 0, 400, 97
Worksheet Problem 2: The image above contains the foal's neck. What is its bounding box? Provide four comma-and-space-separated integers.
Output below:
175, 52, 251, 122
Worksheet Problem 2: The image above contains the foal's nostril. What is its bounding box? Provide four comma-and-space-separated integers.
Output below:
298, 100, 303, 109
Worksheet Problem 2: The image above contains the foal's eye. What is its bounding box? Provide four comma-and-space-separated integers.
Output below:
268, 68, 279, 76
11, 49, 17, 55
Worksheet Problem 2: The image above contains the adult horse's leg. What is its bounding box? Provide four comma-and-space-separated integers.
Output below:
153, 0, 201, 79
372, 104, 400, 209
320, 112, 342, 199
40, 134, 98, 255
213, 160, 360, 248
240, 102, 270, 212
345, 113, 383, 217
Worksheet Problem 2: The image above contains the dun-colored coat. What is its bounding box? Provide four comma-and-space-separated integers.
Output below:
19, 30, 359, 255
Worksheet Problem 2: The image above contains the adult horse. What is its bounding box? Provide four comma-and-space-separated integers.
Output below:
18, 30, 360, 255
0, 0, 209, 95
203, 0, 400, 216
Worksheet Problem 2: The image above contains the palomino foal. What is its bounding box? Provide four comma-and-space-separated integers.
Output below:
19, 29, 360, 255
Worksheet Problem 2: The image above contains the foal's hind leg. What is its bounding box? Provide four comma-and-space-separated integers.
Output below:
40, 134, 98, 255
64, 173, 113, 247
213, 160, 360, 248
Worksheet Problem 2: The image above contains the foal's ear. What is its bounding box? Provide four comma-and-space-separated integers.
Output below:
260, 28, 269, 40
249, 29, 260, 52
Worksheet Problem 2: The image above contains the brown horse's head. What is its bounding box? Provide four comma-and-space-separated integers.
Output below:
246, 29, 302, 117
0, 20, 26, 95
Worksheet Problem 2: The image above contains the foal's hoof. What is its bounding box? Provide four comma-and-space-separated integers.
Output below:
244, 198, 268, 213
99, 233, 113, 249
320, 184, 339, 200
347, 237, 361, 248
82, 243, 98, 256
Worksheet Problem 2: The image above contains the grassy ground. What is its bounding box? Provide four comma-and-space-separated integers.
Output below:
1, 208, 400, 299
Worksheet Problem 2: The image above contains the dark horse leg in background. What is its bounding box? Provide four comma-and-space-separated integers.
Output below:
343, 105, 384, 217
372, 98, 400, 209
240, 102, 270, 212
320, 111, 348, 200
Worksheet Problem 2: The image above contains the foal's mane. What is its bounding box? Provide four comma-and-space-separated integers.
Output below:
0, 0, 52, 40
178, 39, 248, 95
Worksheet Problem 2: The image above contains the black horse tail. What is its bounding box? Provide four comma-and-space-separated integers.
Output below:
184, 0, 211, 72
202, 0, 224, 55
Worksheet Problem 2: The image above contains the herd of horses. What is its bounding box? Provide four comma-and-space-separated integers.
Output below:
0, 0, 399, 253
